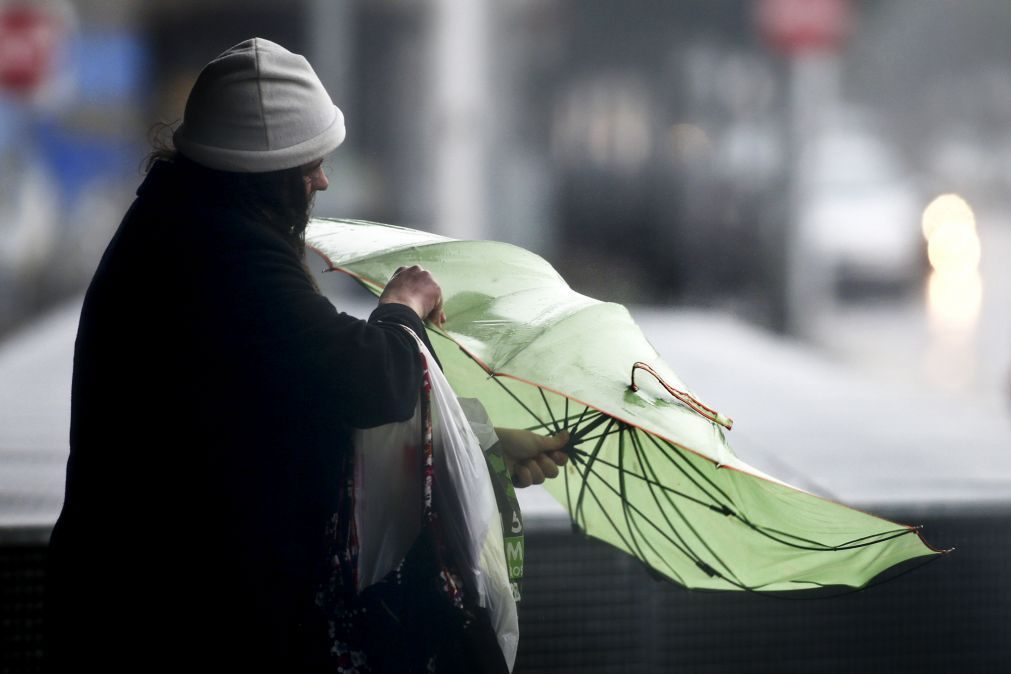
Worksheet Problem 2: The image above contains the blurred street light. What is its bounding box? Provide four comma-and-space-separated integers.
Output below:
921, 193, 975, 241
922, 194, 981, 274
927, 268, 983, 333
921, 193, 984, 335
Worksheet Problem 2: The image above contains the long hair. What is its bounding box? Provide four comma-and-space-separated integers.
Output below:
146, 125, 314, 257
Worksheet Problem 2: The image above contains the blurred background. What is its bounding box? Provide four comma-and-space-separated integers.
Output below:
1, 0, 1010, 671
1, 0, 1009, 407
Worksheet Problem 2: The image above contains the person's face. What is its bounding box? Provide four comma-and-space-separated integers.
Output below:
302, 159, 328, 198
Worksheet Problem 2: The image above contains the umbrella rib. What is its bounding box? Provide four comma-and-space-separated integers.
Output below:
643, 437, 914, 552
560, 402, 593, 527
522, 408, 591, 433
574, 428, 626, 445
577, 452, 929, 595
488, 375, 550, 431
744, 523, 917, 551
569, 412, 611, 445
580, 408, 891, 573
828, 527, 918, 547
835, 528, 918, 549
658, 436, 741, 508
538, 386, 561, 434
568, 449, 737, 513
563, 444, 575, 527
624, 434, 708, 571
570, 405, 592, 436
573, 418, 616, 531
488, 375, 592, 439
616, 427, 656, 572
645, 436, 850, 552
614, 427, 691, 586
630, 430, 748, 586
527, 407, 897, 555
644, 434, 738, 514
577, 453, 750, 589
572, 467, 662, 577
570, 427, 721, 585
572, 435, 912, 553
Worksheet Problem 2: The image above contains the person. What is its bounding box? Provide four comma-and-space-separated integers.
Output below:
45, 38, 566, 672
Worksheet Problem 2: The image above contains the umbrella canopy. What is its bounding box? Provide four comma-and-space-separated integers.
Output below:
306, 218, 943, 592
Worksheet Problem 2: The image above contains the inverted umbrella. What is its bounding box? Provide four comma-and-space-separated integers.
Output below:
306, 218, 944, 592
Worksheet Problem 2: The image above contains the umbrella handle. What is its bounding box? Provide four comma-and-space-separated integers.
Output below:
629, 362, 734, 430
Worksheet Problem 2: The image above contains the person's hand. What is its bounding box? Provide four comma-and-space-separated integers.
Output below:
495, 428, 570, 488
378, 265, 446, 326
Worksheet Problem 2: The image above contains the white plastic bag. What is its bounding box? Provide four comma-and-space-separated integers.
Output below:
352, 407, 423, 591
424, 339, 518, 669
352, 330, 519, 670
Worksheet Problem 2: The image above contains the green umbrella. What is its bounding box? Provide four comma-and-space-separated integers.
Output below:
306, 218, 944, 592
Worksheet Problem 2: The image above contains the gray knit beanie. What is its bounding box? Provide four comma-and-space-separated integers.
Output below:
173, 38, 346, 173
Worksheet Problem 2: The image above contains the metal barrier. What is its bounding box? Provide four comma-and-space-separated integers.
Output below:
2, 506, 1007, 673
515, 504, 1010, 672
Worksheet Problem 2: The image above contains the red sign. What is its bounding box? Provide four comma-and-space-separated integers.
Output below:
756, 0, 853, 56
0, 4, 63, 95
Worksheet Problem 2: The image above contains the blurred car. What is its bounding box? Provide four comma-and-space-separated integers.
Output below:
797, 128, 923, 294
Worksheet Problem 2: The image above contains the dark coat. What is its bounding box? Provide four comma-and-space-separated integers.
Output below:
46, 160, 434, 671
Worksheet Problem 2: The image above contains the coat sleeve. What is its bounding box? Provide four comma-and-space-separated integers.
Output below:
201, 223, 435, 430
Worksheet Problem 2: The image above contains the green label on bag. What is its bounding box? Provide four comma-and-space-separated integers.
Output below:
505, 537, 524, 579
486, 447, 524, 601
